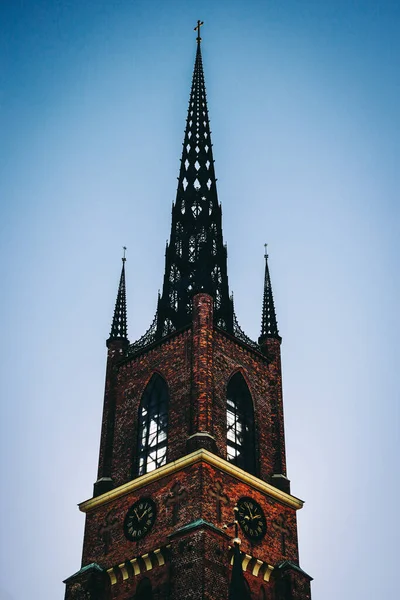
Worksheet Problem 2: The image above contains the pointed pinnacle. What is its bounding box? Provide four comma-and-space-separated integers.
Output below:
259, 246, 280, 343
109, 252, 128, 341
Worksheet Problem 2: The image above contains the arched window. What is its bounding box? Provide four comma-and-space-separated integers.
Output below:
226, 373, 256, 474
137, 374, 168, 476
135, 578, 153, 600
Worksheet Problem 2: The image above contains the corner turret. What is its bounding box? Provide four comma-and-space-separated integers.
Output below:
107, 249, 129, 349
259, 245, 281, 349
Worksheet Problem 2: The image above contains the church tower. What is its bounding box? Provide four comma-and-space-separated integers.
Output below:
63, 23, 313, 600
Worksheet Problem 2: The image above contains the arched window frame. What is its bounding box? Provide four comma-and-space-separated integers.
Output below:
134, 577, 153, 600
226, 372, 256, 475
137, 374, 169, 476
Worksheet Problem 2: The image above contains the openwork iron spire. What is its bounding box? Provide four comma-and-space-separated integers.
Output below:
155, 24, 233, 339
259, 245, 279, 342
109, 250, 128, 341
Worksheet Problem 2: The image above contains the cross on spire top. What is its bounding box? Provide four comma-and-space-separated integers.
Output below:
194, 20, 204, 44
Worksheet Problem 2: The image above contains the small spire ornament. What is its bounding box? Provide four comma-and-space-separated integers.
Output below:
259, 244, 280, 342
194, 20, 204, 43
109, 249, 128, 341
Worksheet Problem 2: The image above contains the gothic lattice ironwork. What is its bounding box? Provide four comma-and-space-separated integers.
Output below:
109, 257, 128, 341
232, 311, 260, 351
259, 248, 280, 343
155, 38, 233, 339
126, 33, 268, 355
127, 310, 158, 356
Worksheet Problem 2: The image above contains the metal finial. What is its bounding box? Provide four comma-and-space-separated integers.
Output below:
222, 504, 240, 542
194, 20, 204, 43
122, 246, 127, 262
264, 243, 268, 259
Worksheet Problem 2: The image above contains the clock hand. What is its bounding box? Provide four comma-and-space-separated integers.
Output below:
252, 514, 262, 520
138, 507, 150, 521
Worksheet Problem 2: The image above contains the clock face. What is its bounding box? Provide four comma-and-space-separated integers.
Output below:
236, 497, 267, 541
124, 497, 157, 541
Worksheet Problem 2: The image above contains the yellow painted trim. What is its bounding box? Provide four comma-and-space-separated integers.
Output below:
229, 550, 274, 580
130, 558, 140, 576
252, 559, 263, 577
80, 449, 303, 513
154, 548, 165, 567
263, 565, 274, 582
242, 554, 252, 571
107, 567, 117, 585
118, 563, 129, 581
142, 553, 152, 571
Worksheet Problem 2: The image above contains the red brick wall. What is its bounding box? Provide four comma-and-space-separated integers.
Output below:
82, 461, 299, 597
81, 293, 309, 599
97, 293, 287, 491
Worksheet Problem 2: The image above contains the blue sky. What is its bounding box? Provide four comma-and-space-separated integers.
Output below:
1, 1, 399, 599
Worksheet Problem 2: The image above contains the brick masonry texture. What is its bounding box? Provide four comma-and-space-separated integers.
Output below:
81, 462, 301, 599
71, 293, 312, 600
96, 294, 287, 490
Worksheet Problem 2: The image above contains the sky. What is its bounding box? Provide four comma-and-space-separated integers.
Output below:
1, 1, 399, 599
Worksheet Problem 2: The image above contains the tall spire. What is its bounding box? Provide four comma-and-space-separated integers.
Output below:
156, 22, 233, 339
109, 249, 128, 341
259, 245, 280, 343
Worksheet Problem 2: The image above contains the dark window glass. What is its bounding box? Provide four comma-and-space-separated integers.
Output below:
226, 373, 256, 474
137, 374, 168, 475
135, 578, 153, 600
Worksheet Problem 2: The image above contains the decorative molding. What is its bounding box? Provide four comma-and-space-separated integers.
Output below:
106, 568, 117, 585
165, 482, 188, 525
130, 558, 140, 576
118, 562, 129, 581
229, 551, 274, 582
153, 548, 165, 566
169, 518, 227, 538
187, 432, 216, 441
63, 563, 104, 584
142, 553, 152, 571
79, 450, 303, 513
106, 547, 170, 586
105, 545, 275, 586
98, 508, 118, 554
208, 480, 229, 522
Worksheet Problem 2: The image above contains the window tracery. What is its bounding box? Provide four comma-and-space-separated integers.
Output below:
226, 373, 256, 474
137, 374, 169, 476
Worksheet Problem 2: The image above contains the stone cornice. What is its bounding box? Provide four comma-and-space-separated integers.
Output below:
80, 449, 303, 513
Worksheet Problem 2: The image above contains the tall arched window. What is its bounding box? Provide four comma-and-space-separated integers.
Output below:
137, 374, 169, 476
226, 373, 256, 474
135, 578, 153, 600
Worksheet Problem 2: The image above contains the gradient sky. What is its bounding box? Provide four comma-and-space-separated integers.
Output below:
1, 1, 399, 599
